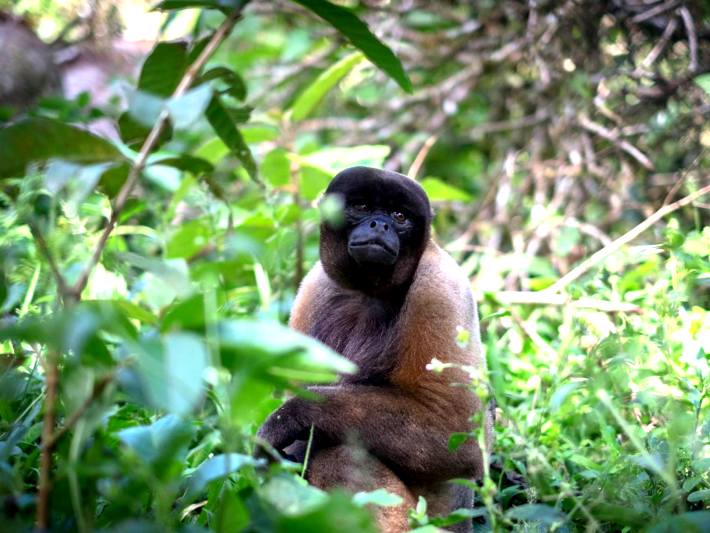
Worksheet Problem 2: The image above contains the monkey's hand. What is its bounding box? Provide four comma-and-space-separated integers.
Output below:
257, 397, 313, 453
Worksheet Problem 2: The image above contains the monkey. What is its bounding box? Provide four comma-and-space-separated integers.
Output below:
258, 166, 492, 532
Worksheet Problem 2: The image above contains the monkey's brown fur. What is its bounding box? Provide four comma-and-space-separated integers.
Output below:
259, 167, 492, 532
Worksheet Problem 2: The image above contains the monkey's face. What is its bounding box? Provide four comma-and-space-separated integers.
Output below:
319, 166, 432, 296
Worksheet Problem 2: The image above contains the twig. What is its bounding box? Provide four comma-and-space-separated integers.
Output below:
638, 17, 678, 71
630, 0, 680, 24
469, 110, 549, 139
36, 350, 58, 531
407, 134, 438, 179
488, 291, 640, 313
44, 372, 115, 450
70, 6, 244, 300
28, 222, 72, 302
578, 113, 654, 170
546, 182, 710, 293
678, 7, 698, 72
34, 6, 246, 529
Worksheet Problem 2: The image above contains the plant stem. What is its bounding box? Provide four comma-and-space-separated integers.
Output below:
71, 6, 244, 300
34, 6, 245, 529
36, 350, 58, 531
547, 182, 710, 293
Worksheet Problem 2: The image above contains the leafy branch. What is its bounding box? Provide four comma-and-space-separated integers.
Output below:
34, 5, 246, 529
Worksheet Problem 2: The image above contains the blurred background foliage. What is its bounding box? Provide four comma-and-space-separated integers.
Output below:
0, 0, 709, 531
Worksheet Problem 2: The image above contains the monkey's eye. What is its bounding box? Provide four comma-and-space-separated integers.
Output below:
352, 204, 369, 213
392, 211, 407, 223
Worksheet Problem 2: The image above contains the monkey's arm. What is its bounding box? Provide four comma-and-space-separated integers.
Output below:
257, 383, 485, 481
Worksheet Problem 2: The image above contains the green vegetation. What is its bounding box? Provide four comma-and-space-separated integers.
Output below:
0, 1, 708, 531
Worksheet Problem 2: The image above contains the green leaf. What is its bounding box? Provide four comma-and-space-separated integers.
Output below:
200, 66, 247, 100
134, 332, 209, 416
218, 319, 356, 381
277, 491, 377, 532
261, 148, 291, 187
694, 73, 710, 97
0, 118, 123, 178
292, 0, 412, 93
186, 453, 260, 500
687, 489, 710, 503
506, 504, 566, 525
549, 382, 581, 413
291, 52, 364, 121
206, 95, 258, 180
166, 218, 211, 259
166, 84, 213, 129
151, 154, 214, 175
352, 489, 403, 507
447, 432, 469, 451
118, 414, 194, 478
420, 177, 472, 202
647, 511, 710, 533
138, 42, 188, 97
153, 0, 242, 13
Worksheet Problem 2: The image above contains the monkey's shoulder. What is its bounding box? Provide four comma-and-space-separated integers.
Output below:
407, 242, 475, 312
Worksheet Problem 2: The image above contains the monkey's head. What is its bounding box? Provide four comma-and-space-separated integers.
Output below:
319, 166, 432, 296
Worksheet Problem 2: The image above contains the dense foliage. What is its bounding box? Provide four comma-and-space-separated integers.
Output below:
1, 0, 709, 531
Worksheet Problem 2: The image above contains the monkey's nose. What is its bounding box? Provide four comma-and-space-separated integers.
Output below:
370, 218, 390, 233
369, 219, 389, 231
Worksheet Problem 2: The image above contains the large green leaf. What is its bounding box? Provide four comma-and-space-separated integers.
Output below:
420, 177, 472, 202
117, 414, 194, 480
292, 0, 412, 92
0, 118, 123, 178
205, 95, 258, 180
138, 42, 188, 97
185, 453, 260, 500
133, 332, 209, 416
291, 52, 364, 121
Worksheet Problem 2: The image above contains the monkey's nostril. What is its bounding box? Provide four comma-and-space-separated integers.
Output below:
370, 221, 376, 228
384, 224, 389, 231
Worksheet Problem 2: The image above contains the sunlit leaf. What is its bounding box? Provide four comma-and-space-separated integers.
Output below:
292, 0, 412, 92
291, 52, 364, 121
420, 177, 472, 202
186, 453, 261, 500
0, 118, 123, 178
134, 332, 209, 416
206, 95, 258, 180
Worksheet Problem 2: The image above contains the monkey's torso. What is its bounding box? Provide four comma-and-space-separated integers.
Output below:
287, 241, 490, 531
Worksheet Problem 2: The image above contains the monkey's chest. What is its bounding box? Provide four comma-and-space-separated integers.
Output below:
309, 294, 399, 383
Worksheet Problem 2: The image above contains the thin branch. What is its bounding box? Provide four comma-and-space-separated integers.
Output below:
36, 351, 58, 530
638, 16, 678, 72
44, 372, 115, 450
547, 182, 710, 293
578, 113, 654, 170
489, 291, 640, 313
678, 6, 698, 72
70, 6, 244, 300
630, 0, 680, 24
28, 222, 72, 301
407, 134, 438, 179
35, 6, 245, 529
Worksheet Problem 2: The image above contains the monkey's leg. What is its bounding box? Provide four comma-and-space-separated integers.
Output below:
307, 445, 416, 533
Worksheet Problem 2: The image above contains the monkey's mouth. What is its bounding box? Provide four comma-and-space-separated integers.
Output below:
348, 240, 398, 265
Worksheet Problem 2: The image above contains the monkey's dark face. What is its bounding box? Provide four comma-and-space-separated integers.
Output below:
320, 166, 432, 296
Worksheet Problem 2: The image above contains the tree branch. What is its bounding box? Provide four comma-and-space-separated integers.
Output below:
70, 6, 245, 301
547, 182, 710, 293
28, 221, 72, 302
